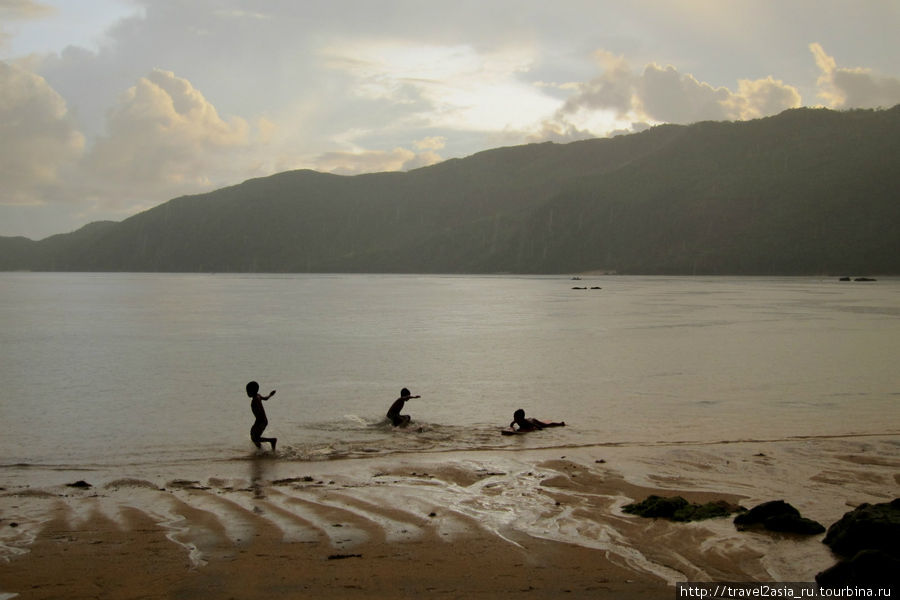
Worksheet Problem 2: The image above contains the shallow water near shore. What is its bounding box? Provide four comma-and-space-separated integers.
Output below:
1, 273, 897, 472
1, 274, 898, 591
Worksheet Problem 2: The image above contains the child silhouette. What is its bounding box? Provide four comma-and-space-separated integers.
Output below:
246, 381, 277, 450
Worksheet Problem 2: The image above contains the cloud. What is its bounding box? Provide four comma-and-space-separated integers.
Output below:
0, 60, 84, 205
86, 69, 251, 197
256, 116, 277, 144
0, 0, 53, 19
640, 66, 802, 123
539, 50, 802, 138
811, 43, 900, 109
312, 144, 443, 175
0, 0, 54, 49
213, 9, 271, 21
528, 119, 596, 144
0, 62, 276, 218
320, 40, 557, 133
402, 149, 443, 171
414, 136, 446, 151
727, 77, 805, 119
557, 50, 635, 118
638, 63, 733, 123
4, 2, 899, 240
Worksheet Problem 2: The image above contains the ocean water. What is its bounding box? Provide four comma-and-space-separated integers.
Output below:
1, 273, 898, 475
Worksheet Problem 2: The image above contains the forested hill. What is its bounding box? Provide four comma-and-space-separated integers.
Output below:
3, 105, 899, 275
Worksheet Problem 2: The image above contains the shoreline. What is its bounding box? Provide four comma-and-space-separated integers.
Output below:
2, 437, 897, 598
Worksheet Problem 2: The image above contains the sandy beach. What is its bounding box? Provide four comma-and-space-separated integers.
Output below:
2, 435, 897, 599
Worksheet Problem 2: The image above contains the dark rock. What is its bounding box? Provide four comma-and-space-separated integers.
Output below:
272, 477, 304, 485
733, 500, 825, 534
822, 499, 900, 558
66, 480, 92, 489
623, 495, 742, 522
816, 499, 900, 589
816, 549, 900, 589
839, 277, 852, 281
624, 495, 688, 519
764, 512, 827, 534
854, 277, 877, 282
687, 500, 744, 521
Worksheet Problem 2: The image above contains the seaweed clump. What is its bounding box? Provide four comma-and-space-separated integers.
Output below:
623, 495, 743, 522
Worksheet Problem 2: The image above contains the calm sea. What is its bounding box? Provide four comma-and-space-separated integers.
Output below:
1, 273, 898, 474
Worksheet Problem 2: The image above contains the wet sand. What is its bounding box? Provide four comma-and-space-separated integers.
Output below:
1, 437, 897, 599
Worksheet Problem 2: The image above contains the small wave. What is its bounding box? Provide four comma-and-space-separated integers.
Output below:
223, 424, 898, 465
0, 463, 97, 471
255, 429, 900, 463
224, 421, 529, 462
303, 415, 384, 432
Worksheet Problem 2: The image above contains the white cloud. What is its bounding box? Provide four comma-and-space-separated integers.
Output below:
727, 77, 804, 119
87, 68, 251, 195
540, 50, 802, 138
811, 42, 900, 109
0, 60, 84, 204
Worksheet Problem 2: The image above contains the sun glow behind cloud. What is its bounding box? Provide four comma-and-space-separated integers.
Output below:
320, 40, 559, 133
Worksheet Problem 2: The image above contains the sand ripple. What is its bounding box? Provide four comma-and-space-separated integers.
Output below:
2, 436, 898, 590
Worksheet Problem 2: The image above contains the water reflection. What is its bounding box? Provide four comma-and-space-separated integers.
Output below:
249, 453, 275, 498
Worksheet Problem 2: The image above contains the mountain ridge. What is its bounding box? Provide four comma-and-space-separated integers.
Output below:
2, 105, 898, 274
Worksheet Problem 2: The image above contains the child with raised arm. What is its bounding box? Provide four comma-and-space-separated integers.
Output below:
386, 387, 420, 427
246, 381, 277, 450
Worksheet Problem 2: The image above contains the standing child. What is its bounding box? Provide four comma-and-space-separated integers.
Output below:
246, 381, 277, 450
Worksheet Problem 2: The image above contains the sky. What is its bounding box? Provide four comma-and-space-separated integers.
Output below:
2, 0, 899, 240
